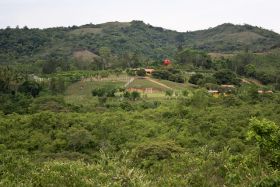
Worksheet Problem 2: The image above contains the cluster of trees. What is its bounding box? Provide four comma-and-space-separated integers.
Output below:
0, 66, 74, 114
123, 91, 141, 101
91, 86, 142, 106
189, 69, 240, 86
175, 48, 213, 69
92, 86, 118, 97
213, 51, 280, 90
152, 68, 185, 83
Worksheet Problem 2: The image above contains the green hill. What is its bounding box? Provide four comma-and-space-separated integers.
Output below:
1, 21, 280, 65
184, 23, 280, 52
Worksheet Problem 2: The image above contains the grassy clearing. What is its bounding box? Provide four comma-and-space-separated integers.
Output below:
64, 80, 125, 107
155, 79, 190, 90
65, 80, 125, 96
73, 50, 100, 61
127, 78, 168, 91
64, 75, 193, 103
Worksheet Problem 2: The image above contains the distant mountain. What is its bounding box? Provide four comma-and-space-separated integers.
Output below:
184, 23, 280, 52
1, 21, 280, 64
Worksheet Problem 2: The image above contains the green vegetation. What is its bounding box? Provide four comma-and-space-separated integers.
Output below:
1, 21, 280, 69
152, 68, 185, 83
1, 21, 280, 186
1, 85, 280, 186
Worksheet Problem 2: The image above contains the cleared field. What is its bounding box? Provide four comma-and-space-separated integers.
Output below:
127, 78, 168, 91
73, 50, 100, 61
155, 79, 189, 90
66, 80, 125, 96
64, 75, 192, 104
64, 80, 125, 108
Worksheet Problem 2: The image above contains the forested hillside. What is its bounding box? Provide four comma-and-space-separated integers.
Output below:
1, 21, 280, 65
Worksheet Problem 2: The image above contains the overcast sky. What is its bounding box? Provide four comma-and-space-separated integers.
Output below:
0, 0, 279, 33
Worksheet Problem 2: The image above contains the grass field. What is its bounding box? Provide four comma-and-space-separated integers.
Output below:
66, 80, 125, 96
64, 80, 125, 108
64, 75, 193, 106
155, 79, 190, 90
127, 78, 169, 91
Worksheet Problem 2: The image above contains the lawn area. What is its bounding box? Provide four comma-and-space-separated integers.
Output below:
127, 78, 168, 91
64, 77, 194, 104
64, 80, 125, 108
155, 79, 190, 90
65, 80, 125, 96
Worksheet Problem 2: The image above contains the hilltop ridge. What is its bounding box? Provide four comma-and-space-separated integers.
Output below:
1, 20, 280, 64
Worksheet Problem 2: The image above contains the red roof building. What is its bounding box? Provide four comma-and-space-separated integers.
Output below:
163, 59, 172, 66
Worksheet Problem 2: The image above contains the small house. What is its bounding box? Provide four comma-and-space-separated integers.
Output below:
221, 85, 235, 88
258, 90, 273, 94
144, 68, 155, 75
208, 90, 220, 97
220, 85, 235, 93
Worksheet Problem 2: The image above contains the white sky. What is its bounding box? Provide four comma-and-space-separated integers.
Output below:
0, 0, 279, 33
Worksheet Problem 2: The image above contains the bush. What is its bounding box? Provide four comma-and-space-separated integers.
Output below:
140, 101, 161, 109
120, 101, 134, 111
181, 90, 189, 97
165, 90, 173, 97
189, 74, 204, 85
136, 69, 146, 77
0, 93, 31, 114
152, 69, 185, 83
247, 118, 280, 167
0, 80, 10, 93
18, 81, 41, 97
130, 91, 141, 101
92, 87, 117, 97
213, 69, 240, 85
123, 91, 140, 101
29, 96, 72, 113
133, 141, 184, 164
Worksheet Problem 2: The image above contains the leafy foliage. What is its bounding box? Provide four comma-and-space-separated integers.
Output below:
152, 69, 185, 83
1, 20, 280, 187
213, 69, 240, 85
18, 81, 42, 97
247, 118, 280, 167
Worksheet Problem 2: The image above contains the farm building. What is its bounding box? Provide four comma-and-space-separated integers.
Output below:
221, 85, 235, 88
127, 87, 159, 94
220, 84, 235, 93
258, 90, 273, 94
144, 68, 155, 75
208, 90, 220, 97
163, 59, 172, 66
131, 68, 155, 76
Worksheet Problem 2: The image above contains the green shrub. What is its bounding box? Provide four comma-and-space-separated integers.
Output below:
18, 81, 42, 97
133, 141, 184, 163
92, 87, 117, 97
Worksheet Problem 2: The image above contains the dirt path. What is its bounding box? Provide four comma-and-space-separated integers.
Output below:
241, 78, 263, 86
247, 78, 262, 86
241, 78, 251, 84
145, 77, 172, 89
124, 77, 135, 88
